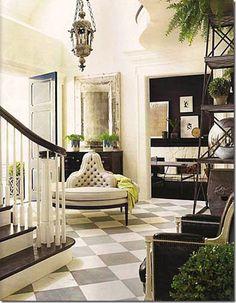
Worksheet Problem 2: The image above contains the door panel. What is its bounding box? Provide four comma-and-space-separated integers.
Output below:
29, 72, 57, 198
30, 72, 57, 144
31, 80, 51, 106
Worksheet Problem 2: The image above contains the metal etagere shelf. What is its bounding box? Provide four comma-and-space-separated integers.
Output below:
193, 13, 234, 214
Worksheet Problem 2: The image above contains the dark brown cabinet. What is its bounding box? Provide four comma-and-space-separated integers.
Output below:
64, 151, 123, 180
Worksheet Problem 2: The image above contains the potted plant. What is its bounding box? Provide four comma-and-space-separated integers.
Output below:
170, 244, 234, 301
166, 0, 234, 45
167, 118, 179, 139
208, 77, 231, 105
99, 132, 119, 151
109, 133, 119, 149
65, 134, 84, 151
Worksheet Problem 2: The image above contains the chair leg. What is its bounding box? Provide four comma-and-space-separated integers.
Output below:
120, 206, 123, 212
125, 203, 128, 226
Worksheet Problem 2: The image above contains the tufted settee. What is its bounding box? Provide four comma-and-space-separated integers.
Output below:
53, 152, 133, 225
66, 152, 117, 188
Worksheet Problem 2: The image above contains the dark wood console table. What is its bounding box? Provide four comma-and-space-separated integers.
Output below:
64, 150, 123, 180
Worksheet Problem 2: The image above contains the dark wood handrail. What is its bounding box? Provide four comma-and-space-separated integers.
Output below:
135, 5, 143, 23
0, 106, 66, 156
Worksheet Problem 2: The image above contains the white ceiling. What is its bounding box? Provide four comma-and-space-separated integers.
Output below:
1, 0, 41, 23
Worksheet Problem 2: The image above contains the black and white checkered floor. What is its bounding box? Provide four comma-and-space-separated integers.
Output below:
4, 198, 205, 301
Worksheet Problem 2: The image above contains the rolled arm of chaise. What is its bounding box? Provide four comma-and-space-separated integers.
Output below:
100, 171, 117, 187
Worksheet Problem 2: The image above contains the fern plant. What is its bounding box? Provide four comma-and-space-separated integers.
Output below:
166, 0, 233, 45
65, 134, 84, 142
166, 0, 209, 44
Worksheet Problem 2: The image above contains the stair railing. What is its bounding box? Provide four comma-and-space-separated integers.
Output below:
0, 105, 67, 247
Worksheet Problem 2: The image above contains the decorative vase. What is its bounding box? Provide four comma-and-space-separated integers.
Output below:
162, 131, 168, 139
208, 117, 234, 159
214, 95, 228, 105
103, 140, 113, 151
170, 132, 178, 139
215, 146, 234, 159
71, 140, 80, 151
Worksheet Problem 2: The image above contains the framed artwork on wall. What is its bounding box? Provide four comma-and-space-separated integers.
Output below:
180, 115, 199, 138
150, 101, 169, 138
180, 96, 193, 113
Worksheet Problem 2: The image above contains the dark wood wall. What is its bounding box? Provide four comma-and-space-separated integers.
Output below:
149, 74, 210, 140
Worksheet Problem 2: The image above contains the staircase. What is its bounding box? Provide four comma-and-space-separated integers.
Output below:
0, 106, 75, 300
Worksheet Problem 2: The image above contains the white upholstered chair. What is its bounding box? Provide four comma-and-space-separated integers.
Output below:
56, 152, 130, 225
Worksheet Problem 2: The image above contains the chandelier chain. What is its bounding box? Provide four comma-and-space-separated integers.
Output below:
86, 0, 96, 32
74, 0, 84, 22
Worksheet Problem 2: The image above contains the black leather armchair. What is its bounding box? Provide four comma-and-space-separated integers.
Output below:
139, 194, 234, 301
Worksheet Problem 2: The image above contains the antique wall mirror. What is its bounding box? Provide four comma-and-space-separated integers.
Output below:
75, 73, 121, 144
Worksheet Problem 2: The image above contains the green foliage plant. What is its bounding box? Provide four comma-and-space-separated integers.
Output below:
65, 134, 84, 142
166, 0, 233, 45
109, 133, 119, 142
99, 132, 111, 142
99, 132, 119, 143
170, 244, 234, 301
8, 161, 24, 176
167, 118, 179, 132
208, 77, 230, 98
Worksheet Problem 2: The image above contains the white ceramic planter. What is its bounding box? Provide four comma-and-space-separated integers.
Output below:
103, 140, 113, 151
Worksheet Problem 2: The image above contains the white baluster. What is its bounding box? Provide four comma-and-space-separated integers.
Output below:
55, 153, 60, 246
40, 151, 54, 247
61, 156, 66, 244
5, 122, 10, 206
46, 151, 52, 248
145, 236, 153, 301
0, 117, 3, 206
27, 139, 32, 227
20, 133, 25, 227
36, 144, 41, 248
13, 128, 18, 225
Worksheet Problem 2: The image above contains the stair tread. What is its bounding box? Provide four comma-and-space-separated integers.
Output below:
0, 237, 75, 280
0, 224, 36, 243
0, 205, 12, 213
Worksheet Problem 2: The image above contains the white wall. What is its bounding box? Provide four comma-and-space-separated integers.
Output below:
0, 16, 64, 75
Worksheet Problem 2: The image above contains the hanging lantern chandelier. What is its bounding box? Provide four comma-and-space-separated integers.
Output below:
69, 0, 96, 71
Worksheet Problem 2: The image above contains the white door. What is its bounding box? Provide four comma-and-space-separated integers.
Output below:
29, 72, 57, 198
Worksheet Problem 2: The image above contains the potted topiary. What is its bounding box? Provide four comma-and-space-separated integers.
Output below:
65, 134, 84, 151
170, 244, 234, 301
166, 0, 234, 45
208, 77, 231, 105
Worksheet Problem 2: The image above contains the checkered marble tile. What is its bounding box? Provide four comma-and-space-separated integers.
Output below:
3, 198, 206, 302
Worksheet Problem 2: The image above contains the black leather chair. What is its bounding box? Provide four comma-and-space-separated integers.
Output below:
139, 194, 234, 301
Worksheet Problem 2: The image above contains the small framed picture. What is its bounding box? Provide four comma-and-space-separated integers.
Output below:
180, 115, 199, 138
180, 96, 193, 113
